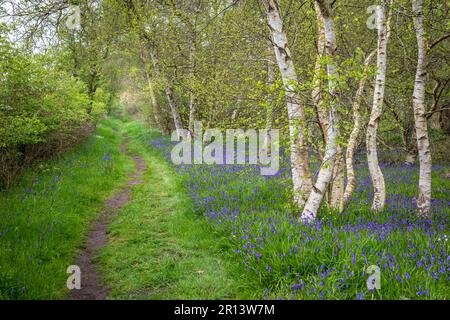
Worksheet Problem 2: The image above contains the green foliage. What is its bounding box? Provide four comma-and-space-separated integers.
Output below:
0, 35, 48, 148
0, 36, 92, 147
0, 31, 113, 187
91, 88, 110, 121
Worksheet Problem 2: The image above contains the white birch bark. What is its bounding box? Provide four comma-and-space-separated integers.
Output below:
312, 2, 343, 210
165, 86, 184, 136
412, 0, 432, 216
143, 67, 162, 129
366, 1, 391, 212
261, 0, 312, 206
188, 34, 196, 134
330, 148, 344, 209
342, 49, 376, 211
148, 44, 184, 137
188, 94, 196, 133
140, 48, 163, 130
264, 45, 276, 149
301, 0, 339, 221
312, 3, 329, 145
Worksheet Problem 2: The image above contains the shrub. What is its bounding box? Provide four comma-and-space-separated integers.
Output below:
91, 88, 110, 122
0, 33, 108, 187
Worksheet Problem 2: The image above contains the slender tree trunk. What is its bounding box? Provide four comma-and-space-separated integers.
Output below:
428, 112, 441, 130
312, 3, 329, 146
404, 148, 418, 165
366, 1, 391, 212
330, 148, 344, 209
404, 120, 418, 165
148, 44, 184, 136
188, 94, 196, 132
264, 46, 275, 148
261, 0, 312, 207
188, 35, 196, 133
312, 2, 344, 210
165, 86, 184, 135
187, 0, 199, 134
342, 49, 377, 211
301, 0, 339, 221
124, 0, 182, 136
231, 109, 238, 120
427, 80, 443, 130
412, 0, 432, 216
143, 67, 163, 128
139, 48, 165, 132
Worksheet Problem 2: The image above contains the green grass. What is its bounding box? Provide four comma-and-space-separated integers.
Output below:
99, 120, 258, 299
3, 114, 445, 300
158, 148, 449, 300
139, 127, 449, 300
0, 118, 134, 299
0, 116, 259, 299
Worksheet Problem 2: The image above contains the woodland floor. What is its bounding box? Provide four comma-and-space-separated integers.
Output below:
70, 117, 255, 300
1, 115, 447, 300
70, 136, 147, 300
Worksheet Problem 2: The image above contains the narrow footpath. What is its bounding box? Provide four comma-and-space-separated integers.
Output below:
70, 136, 146, 300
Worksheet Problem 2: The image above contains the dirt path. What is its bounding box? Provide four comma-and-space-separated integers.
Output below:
70, 138, 146, 300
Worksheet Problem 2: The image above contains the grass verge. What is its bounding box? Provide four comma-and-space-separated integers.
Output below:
0, 118, 133, 299
100, 120, 258, 299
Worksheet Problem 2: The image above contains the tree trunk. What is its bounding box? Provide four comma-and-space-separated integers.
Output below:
404, 124, 418, 165
261, 0, 312, 207
312, 2, 329, 146
427, 80, 442, 130
264, 45, 276, 148
148, 44, 184, 136
188, 35, 196, 134
312, 2, 344, 211
301, 0, 339, 221
342, 49, 376, 210
412, 0, 432, 216
143, 67, 163, 129
428, 110, 441, 130
188, 94, 196, 133
330, 148, 344, 209
366, 1, 391, 212
404, 148, 418, 165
